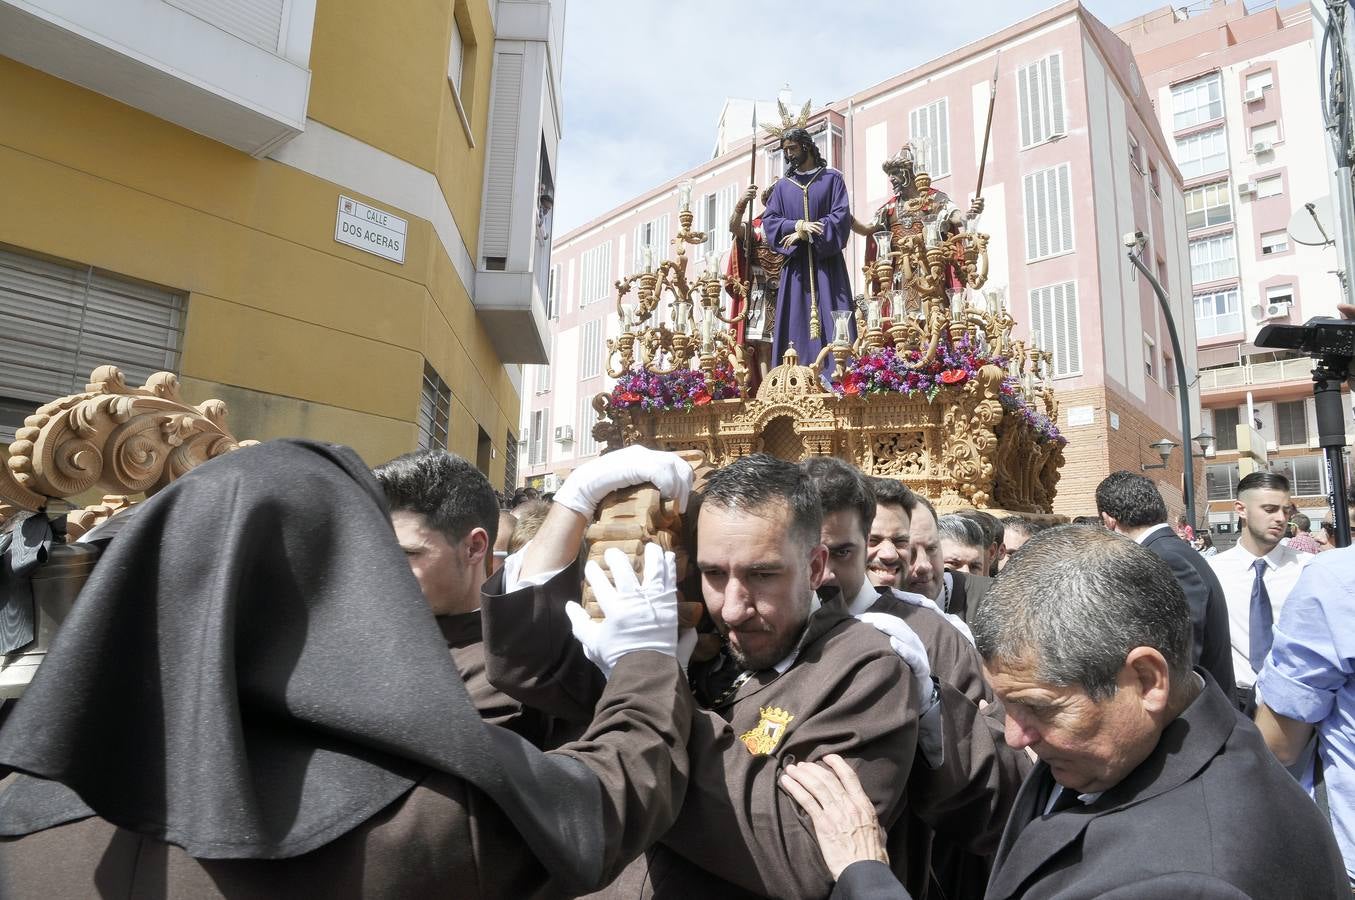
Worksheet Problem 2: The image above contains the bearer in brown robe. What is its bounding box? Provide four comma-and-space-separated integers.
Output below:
483, 448, 927, 898
0, 440, 694, 899
803, 459, 1029, 899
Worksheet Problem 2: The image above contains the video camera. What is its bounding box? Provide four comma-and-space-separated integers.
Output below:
1255, 316, 1355, 371
1255, 316, 1355, 547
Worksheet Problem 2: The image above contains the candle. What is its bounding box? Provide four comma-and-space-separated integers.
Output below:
872, 231, 892, 261
678, 181, 693, 212
832, 309, 852, 344
700, 306, 715, 351
621, 304, 637, 331
866, 297, 882, 331
986, 292, 999, 315
891, 291, 906, 324
923, 222, 941, 248
642, 245, 653, 273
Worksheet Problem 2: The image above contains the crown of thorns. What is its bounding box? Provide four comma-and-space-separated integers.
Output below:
760, 98, 813, 140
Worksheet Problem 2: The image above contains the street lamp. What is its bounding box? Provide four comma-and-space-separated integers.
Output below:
1193, 431, 1214, 457
1126, 233, 1199, 527
1142, 438, 1179, 471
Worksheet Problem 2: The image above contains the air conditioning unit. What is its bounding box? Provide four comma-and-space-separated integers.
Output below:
554, 425, 574, 443
1244, 88, 1264, 103
1266, 440, 1278, 452
1237, 180, 1257, 196
1253, 140, 1274, 155
1253, 301, 1290, 320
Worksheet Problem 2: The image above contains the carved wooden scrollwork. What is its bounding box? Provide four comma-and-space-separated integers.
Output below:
1, 367, 257, 533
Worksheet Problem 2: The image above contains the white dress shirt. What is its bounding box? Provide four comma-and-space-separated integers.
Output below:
1208, 542, 1312, 685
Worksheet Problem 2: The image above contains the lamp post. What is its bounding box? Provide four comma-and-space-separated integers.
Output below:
1126, 236, 1198, 528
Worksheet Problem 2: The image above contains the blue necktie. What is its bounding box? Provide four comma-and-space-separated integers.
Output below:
1249, 558, 1274, 674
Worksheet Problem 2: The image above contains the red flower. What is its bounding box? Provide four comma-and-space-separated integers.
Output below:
939, 369, 968, 385
693, 390, 712, 406
619, 391, 642, 403
842, 381, 861, 396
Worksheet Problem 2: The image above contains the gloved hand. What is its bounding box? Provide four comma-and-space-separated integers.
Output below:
856, 612, 944, 768
564, 543, 679, 678
552, 445, 695, 520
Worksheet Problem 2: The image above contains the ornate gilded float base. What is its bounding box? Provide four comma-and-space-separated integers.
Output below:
593, 360, 1061, 514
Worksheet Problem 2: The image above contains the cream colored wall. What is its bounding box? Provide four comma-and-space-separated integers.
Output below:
0, 33, 517, 481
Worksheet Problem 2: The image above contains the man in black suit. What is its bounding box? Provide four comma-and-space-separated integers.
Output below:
903, 495, 992, 625
974, 525, 1345, 898
1096, 471, 1235, 703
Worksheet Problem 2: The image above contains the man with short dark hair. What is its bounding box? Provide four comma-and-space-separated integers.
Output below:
864, 477, 915, 590
488, 450, 925, 898
1095, 470, 1234, 701
1208, 471, 1312, 697
904, 496, 992, 624
977, 526, 1345, 898
375, 450, 542, 739
998, 516, 1039, 571
805, 458, 1026, 900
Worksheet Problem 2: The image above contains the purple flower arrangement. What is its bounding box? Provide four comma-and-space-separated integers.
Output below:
608, 363, 740, 412
832, 334, 1066, 445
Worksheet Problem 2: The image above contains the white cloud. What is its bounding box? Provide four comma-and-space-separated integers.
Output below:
556, 0, 1170, 235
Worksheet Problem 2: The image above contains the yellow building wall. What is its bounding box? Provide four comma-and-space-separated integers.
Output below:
0, 23, 519, 485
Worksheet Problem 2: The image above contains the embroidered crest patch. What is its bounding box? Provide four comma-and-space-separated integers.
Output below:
740, 706, 794, 756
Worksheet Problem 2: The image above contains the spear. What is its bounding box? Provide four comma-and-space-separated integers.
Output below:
745, 107, 758, 307
975, 53, 1000, 201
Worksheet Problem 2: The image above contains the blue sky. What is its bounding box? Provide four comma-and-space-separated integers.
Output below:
554, 0, 1185, 235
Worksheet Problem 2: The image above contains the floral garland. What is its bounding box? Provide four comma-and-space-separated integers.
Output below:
608, 363, 741, 412
832, 334, 1066, 445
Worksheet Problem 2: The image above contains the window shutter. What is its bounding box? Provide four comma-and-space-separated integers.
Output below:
1018, 64, 1034, 147
1046, 55, 1066, 136
0, 248, 185, 443
1057, 165, 1073, 252
1024, 175, 1038, 260
482, 51, 524, 260
1058, 282, 1080, 375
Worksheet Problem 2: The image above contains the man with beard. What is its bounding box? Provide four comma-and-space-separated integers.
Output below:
806, 460, 1026, 899
1208, 471, 1312, 709
760, 127, 855, 365
484, 450, 925, 898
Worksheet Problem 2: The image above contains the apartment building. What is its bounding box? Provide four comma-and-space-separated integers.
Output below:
0, 0, 565, 490
522, 0, 1203, 519
1121, 0, 1355, 532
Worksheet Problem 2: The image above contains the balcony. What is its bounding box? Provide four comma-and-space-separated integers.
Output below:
0, 0, 314, 157
1199, 357, 1314, 392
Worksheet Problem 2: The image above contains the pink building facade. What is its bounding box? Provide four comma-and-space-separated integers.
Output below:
522, 1, 1202, 517
1120, 0, 1355, 534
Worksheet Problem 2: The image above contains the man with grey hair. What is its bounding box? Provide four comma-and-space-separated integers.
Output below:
937, 514, 987, 578
976, 525, 1345, 898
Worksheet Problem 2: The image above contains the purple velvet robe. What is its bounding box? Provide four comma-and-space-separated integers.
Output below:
761, 167, 855, 366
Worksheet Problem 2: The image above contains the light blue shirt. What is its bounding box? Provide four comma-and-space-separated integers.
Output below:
1258, 546, 1355, 879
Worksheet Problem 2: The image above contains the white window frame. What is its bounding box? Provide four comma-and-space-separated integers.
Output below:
528, 409, 548, 466
1193, 288, 1242, 339
1184, 180, 1232, 230
1275, 399, 1309, 447
1144, 334, 1157, 382
1266, 284, 1295, 306
578, 241, 612, 307
1023, 163, 1074, 262
1017, 53, 1067, 149
1028, 281, 1081, 377
1174, 127, 1228, 179
545, 264, 560, 319
1245, 69, 1274, 95
1189, 232, 1237, 284
579, 319, 603, 380
1256, 174, 1283, 198
447, 12, 466, 97
908, 98, 951, 178
1171, 72, 1223, 130
578, 396, 599, 457
1250, 121, 1280, 148
1260, 230, 1289, 255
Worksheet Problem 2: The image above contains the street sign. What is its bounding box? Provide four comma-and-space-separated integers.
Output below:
335, 195, 407, 264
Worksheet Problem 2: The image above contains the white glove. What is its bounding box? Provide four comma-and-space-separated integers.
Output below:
564, 543, 680, 678
552, 445, 695, 519
856, 611, 944, 768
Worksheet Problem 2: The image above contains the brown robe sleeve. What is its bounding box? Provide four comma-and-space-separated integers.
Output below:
660, 643, 919, 899
480, 561, 607, 725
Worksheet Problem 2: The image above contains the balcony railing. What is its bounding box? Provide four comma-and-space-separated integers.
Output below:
1199, 357, 1314, 391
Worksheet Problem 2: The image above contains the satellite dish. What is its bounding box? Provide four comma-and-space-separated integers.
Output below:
1288, 196, 1336, 247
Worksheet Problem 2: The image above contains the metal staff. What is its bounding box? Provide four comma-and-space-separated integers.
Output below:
975, 53, 1000, 200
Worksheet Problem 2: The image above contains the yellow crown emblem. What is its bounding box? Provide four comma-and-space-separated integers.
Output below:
740, 706, 795, 756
